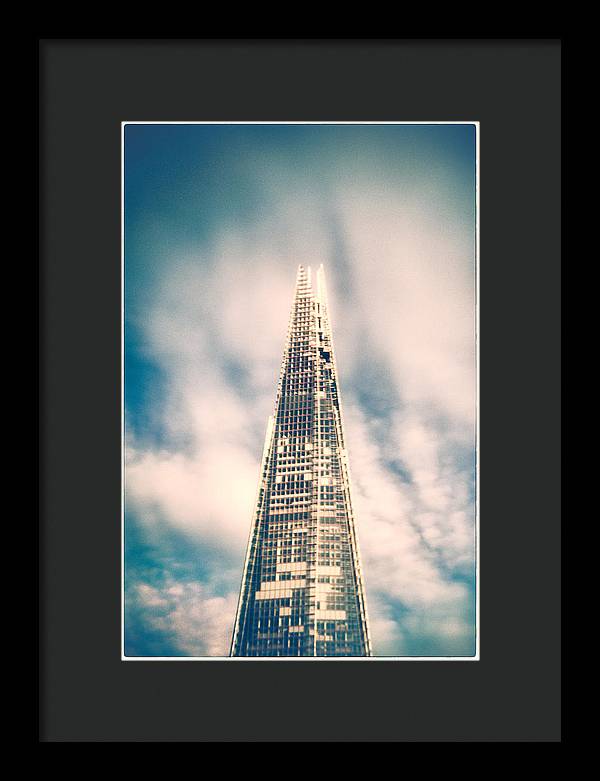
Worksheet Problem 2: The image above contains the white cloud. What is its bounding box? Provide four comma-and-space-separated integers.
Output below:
126, 443, 258, 551
133, 579, 238, 656
332, 193, 476, 426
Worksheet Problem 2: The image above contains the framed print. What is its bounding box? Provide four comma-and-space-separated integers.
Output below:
122, 120, 479, 662
40, 38, 561, 742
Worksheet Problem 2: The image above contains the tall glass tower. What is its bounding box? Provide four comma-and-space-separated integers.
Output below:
231, 265, 371, 657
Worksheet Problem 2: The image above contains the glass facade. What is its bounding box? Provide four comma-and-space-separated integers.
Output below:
231, 265, 371, 657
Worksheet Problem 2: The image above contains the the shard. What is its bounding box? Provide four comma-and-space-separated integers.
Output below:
230, 265, 371, 657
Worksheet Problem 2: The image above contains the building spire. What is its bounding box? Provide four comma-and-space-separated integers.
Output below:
295, 264, 312, 297
316, 263, 327, 306
231, 264, 371, 657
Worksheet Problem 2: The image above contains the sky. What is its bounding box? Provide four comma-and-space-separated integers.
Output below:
124, 123, 477, 657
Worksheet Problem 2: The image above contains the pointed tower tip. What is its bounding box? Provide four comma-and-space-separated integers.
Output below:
316, 263, 328, 304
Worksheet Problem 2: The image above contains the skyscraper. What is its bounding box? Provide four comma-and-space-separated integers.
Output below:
231, 264, 371, 657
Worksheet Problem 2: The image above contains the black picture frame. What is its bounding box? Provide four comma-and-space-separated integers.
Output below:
39, 38, 562, 742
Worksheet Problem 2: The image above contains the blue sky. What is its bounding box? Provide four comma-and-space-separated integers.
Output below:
124, 123, 477, 657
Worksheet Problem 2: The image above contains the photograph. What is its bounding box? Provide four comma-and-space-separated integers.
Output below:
122, 121, 479, 659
